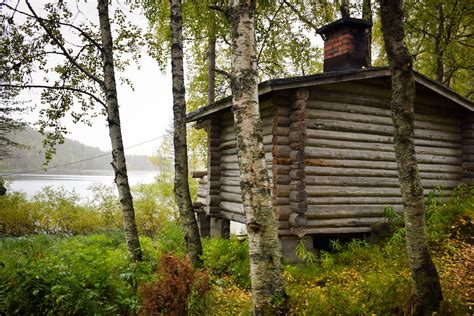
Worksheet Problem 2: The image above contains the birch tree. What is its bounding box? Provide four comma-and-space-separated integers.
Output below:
169, 0, 203, 266
379, 0, 443, 313
1, 0, 143, 261
226, 0, 286, 313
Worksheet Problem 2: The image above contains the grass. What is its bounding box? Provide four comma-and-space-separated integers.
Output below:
0, 184, 472, 314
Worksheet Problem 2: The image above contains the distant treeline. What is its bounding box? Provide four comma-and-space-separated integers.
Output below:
0, 127, 156, 172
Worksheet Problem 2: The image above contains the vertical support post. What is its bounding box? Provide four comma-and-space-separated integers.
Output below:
288, 88, 309, 238
210, 217, 230, 238
197, 213, 211, 237
462, 113, 474, 184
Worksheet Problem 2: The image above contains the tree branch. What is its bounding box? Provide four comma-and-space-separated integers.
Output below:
257, 2, 284, 63
24, 0, 105, 86
2, 2, 103, 52
1, 83, 106, 107
282, 0, 319, 31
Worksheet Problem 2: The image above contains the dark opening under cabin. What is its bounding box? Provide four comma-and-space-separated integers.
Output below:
187, 18, 474, 259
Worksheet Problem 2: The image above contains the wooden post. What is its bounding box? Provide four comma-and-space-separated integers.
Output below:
210, 217, 230, 238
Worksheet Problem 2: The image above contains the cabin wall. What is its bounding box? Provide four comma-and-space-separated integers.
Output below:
462, 113, 474, 184
295, 82, 464, 235
217, 99, 274, 223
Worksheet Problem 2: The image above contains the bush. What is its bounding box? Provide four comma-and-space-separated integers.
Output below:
139, 255, 210, 315
0, 234, 139, 315
201, 237, 250, 289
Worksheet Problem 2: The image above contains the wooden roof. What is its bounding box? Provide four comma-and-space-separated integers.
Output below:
186, 67, 474, 123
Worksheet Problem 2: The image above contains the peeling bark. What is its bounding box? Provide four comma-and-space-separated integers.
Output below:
227, 0, 286, 314
379, 0, 443, 314
170, 0, 203, 267
97, 0, 142, 262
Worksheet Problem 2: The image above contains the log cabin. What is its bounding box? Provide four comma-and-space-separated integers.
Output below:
187, 18, 474, 259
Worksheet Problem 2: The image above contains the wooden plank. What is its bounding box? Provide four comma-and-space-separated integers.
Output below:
220, 191, 243, 203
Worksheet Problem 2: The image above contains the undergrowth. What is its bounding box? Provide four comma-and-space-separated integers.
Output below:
0, 184, 472, 314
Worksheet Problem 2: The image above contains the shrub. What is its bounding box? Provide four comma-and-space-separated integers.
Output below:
201, 237, 250, 289
139, 255, 210, 315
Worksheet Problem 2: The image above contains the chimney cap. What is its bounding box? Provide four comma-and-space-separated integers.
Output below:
317, 18, 372, 40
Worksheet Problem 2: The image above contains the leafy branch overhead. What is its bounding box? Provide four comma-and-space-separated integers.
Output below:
0, 0, 144, 161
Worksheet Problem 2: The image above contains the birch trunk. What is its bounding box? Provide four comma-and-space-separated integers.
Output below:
227, 1, 286, 314
208, 11, 216, 105
379, 0, 443, 314
97, 0, 142, 261
170, 0, 203, 266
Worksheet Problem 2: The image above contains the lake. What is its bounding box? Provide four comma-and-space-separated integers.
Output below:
3, 170, 157, 200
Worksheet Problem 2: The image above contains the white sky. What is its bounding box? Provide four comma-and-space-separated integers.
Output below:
15, 0, 173, 156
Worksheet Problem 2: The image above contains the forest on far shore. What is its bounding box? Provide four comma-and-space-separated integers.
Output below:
0, 127, 156, 172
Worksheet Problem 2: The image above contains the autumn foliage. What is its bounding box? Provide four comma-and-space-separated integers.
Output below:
139, 255, 210, 315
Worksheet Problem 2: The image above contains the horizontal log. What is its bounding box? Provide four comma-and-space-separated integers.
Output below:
305, 129, 461, 149
220, 140, 236, 150
306, 107, 461, 133
272, 146, 290, 158
220, 201, 244, 215
278, 226, 372, 236
289, 213, 308, 227
219, 210, 246, 223
306, 205, 401, 218
221, 178, 241, 186
221, 170, 240, 177
275, 197, 290, 205
307, 119, 461, 142
263, 126, 290, 136
221, 162, 239, 170
304, 176, 460, 188
304, 166, 462, 180
221, 155, 239, 163
306, 99, 460, 126
306, 217, 384, 228
307, 196, 404, 205
221, 148, 237, 156
304, 185, 452, 197
275, 205, 292, 220
305, 158, 463, 173
303, 147, 463, 165
220, 185, 241, 194
274, 185, 290, 197
305, 138, 462, 157
220, 191, 243, 203
220, 132, 236, 142
192, 170, 207, 178
273, 135, 290, 146
273, 116, 291, 126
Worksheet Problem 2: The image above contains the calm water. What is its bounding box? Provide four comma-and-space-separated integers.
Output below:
3, 170, 157, 200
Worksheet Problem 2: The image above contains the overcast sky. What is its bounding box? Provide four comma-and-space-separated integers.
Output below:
15, 0, 173, 157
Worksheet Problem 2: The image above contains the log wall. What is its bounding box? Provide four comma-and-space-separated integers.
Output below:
206, 119, 221, 215
218, 99, 274, 223
462, 113, 474, 184
294, 83, 465, 235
